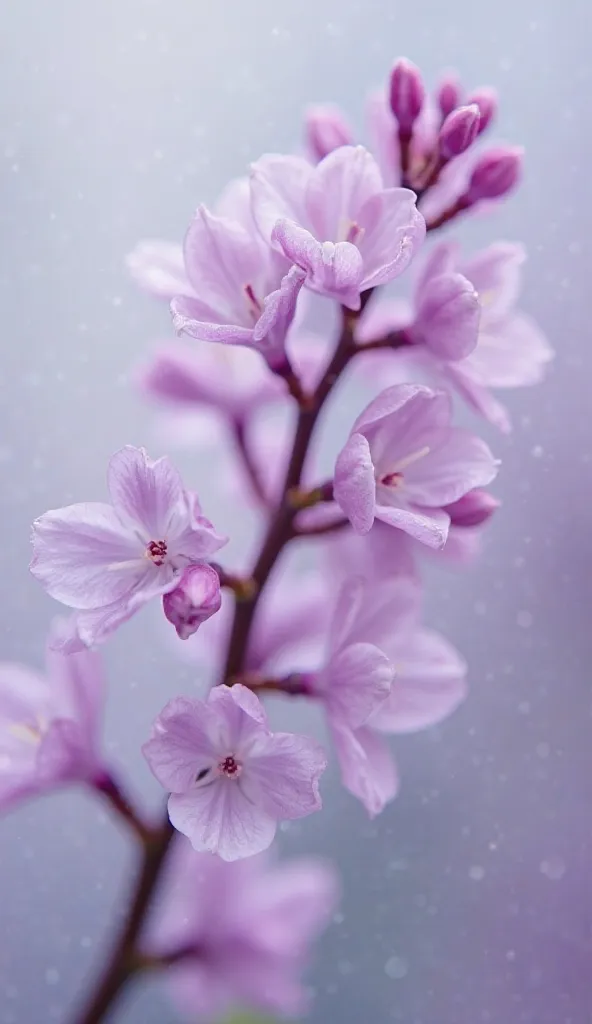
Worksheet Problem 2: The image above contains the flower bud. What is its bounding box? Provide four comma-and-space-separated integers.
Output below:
437, 74, 462, 119
465, 86, 497, 134
466, 146, 523, 202
438, 104, 481, 159
388, 58, 425, 131
443, 489, 500, 528
305, 104, 353, 161
163, 564, 221, 640
414, 272, 480, 361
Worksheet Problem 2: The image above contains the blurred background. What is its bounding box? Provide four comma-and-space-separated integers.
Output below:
0, 1, 590, 1021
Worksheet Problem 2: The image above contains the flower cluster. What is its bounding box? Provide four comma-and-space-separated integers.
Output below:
4, 56, 550, 1023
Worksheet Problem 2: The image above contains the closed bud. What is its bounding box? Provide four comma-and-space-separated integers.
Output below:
443, 489, 500, 528
466, 146, 523, 202
465, 86, 497, 134
437, 74, 462, 119
389, 58, 425, 131
305, 104, 353, 161
163, 564, 221, 640
439, 104, 481, 159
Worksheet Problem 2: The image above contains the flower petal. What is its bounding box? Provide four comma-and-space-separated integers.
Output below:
30, 502, 145, 609
142, 696, 220, 791
325, 642, 393, 728
207, 684, 269, 754
304, 145, 383, 240
126, 240, 193, 301
183, 205, 264, 321
250, 154, 313, 243
107, 446, 186, 539
334, 433, 376, 534
170, 294, 255, 345
375, 503, 450, 549
402, 428, 499, 507
331, 724, 399, 817
414, 272, 481, 361
357, 190, 425, 289
461, 241, 525, 320
246, 732, 326, 819
168, 781, 277, 861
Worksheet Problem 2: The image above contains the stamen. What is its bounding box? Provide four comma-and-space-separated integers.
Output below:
9, 720, 44, 745
146, 539, 167, 566
218, 755, 242, 779
244, 284, 262, 322
379, 446, 431, 489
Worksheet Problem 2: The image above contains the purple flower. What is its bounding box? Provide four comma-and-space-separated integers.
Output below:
163, 564, 222, 641
147, 839, 338, 1020
126, 239, 193, 302
170, 203, 305, 371
357, 241, 553, 432
0, 620, 104, 810
388, 58, 425, 131
438, 104, 481, 159
250, 145, 425, 309
30, 446, 226, 648
308, 576, 466, 816
136, 342, 284, 421
142, 684, 326, 861
333, 384, 499, 548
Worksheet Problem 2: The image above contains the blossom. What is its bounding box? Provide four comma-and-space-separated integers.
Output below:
357, 241, 553, 431
142, 684, 326, 861
308, 576, 466, 815
0, 620, 104, 811
333, 384, 499, 548
250, 145, 425, 309
170, 203, 305, 371
30, 446, 226, 648
163, 564, 222, 640
147, 838, 338, 1021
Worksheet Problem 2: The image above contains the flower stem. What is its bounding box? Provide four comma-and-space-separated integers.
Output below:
231, 418, 270, 509
91, 771, 152, 845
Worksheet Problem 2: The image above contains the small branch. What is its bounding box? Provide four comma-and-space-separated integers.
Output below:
287, 480, 334, 511
91, 771, 152, 845
294, 516, 349, 539
398, 127, 412, 187
426, 195, 470, 232
230, 418, 270, 509
228, 672, 314, 697
354, 328, 410, 353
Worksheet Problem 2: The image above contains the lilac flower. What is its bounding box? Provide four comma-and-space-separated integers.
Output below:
308, 576, 466, 816
163, 564, 222, 640
250, 145, 425, 309
0, 620, 103, 811
334, 384, 499, 548
136, 342, 284, 421
358, 241, 553, 432
143, 684, 326, 860
147, 838, 338, 1021
126, 239, 193, 302
170, 203, 305, 371
30, 446, 226, 648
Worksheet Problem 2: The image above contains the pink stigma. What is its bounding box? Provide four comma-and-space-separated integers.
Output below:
380, 471, 403, 488
146, 539, 167, 565
218, 755, 242, 779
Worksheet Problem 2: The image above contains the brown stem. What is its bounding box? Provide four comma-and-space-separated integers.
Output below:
425, 194, 470, 232
231, 418, 270, 509
354, 328, 410, 353
91, 772, 152, 845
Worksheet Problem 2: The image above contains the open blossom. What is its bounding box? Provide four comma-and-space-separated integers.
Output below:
307, 576, 466, 816
357, 241, 553, 432
250, 145, 425, 309
147, 838, 338, 1021
0, 621, 104, 810
30, 446, 226, 648
334, 384, 499, 548
143, 684, 326, 861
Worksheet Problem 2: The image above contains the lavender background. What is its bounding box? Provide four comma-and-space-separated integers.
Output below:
0, 1, 589, 1022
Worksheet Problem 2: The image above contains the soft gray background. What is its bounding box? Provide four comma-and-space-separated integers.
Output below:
0, 1, 589, 1022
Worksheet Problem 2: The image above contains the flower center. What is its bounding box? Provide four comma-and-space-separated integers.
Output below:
146, 539, 167, 566
337, 217, 365, 246
378, 446, 431, 490
218, 754, 242, 779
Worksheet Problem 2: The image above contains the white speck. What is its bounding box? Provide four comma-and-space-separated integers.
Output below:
475, 600, 487, 616
518, 700, 531, 715
385, 955, 408, 979
517, 610, 533, 628
81, 936, 92, 948
540, 856, 566, 881
333, 912, 345, 925
536, 742, 550, 759
506, 949, 516, 961
469, 865, 485, 881
338, 959, 353, 976
531, 445, 544, 458
45, 968, 60, 985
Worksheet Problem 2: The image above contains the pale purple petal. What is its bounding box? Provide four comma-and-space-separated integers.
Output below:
365, 89, 400, 187
207, 684, 269, 754
246, 732, 326, 819
356, 190, 426, 289
371, 627, 467, 733
304, 145, 383, 240
334, 433, 376, 534
461, 241, 526, 320
341, 576, 421, 653
375, 503, 450, 549
169, 782, 277, 861
355, 298, 413, 344
30, 502, 145, 609
271, 220, 363, 308
107, 446, 185, 538
350, 383, 442, 440
183, 205, 264, 322
328, 576, 365, 654
252, 265, 306, 367
413, 272, 481, 361
45, 629, 103, 745
324, 642, 394, 728
142, 696, 220, 791
443, 362, 512, 433
400, 428, 499, 507
68, 599, 142, 649
463, 313, 554, 388
250, 154, 313, 243
248, 573, 330, 674
331, 724, 399, 817
413, 241, 459, 296
248, 857, 339, 956
171, 294, 255, 344
126, 240, 193, 301
363, 387, 451, 474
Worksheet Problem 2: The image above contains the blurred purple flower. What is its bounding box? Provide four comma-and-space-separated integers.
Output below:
250, 145, 425, 309
147, 838, 338, 1020
0, 620, 104, 810
334, 384, 499, 547
30, 446, 226, 647
143, 684, 326, 860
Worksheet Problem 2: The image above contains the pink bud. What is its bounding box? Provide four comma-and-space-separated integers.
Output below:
439, 104, 481, 159
437, 74, 462, 119
466, 146, 523, 202
389, 58, 425, 131
163, 564, 221, 640
443, 489, 500, 528
305, 104, 353, 161
465, 87, 497, 134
